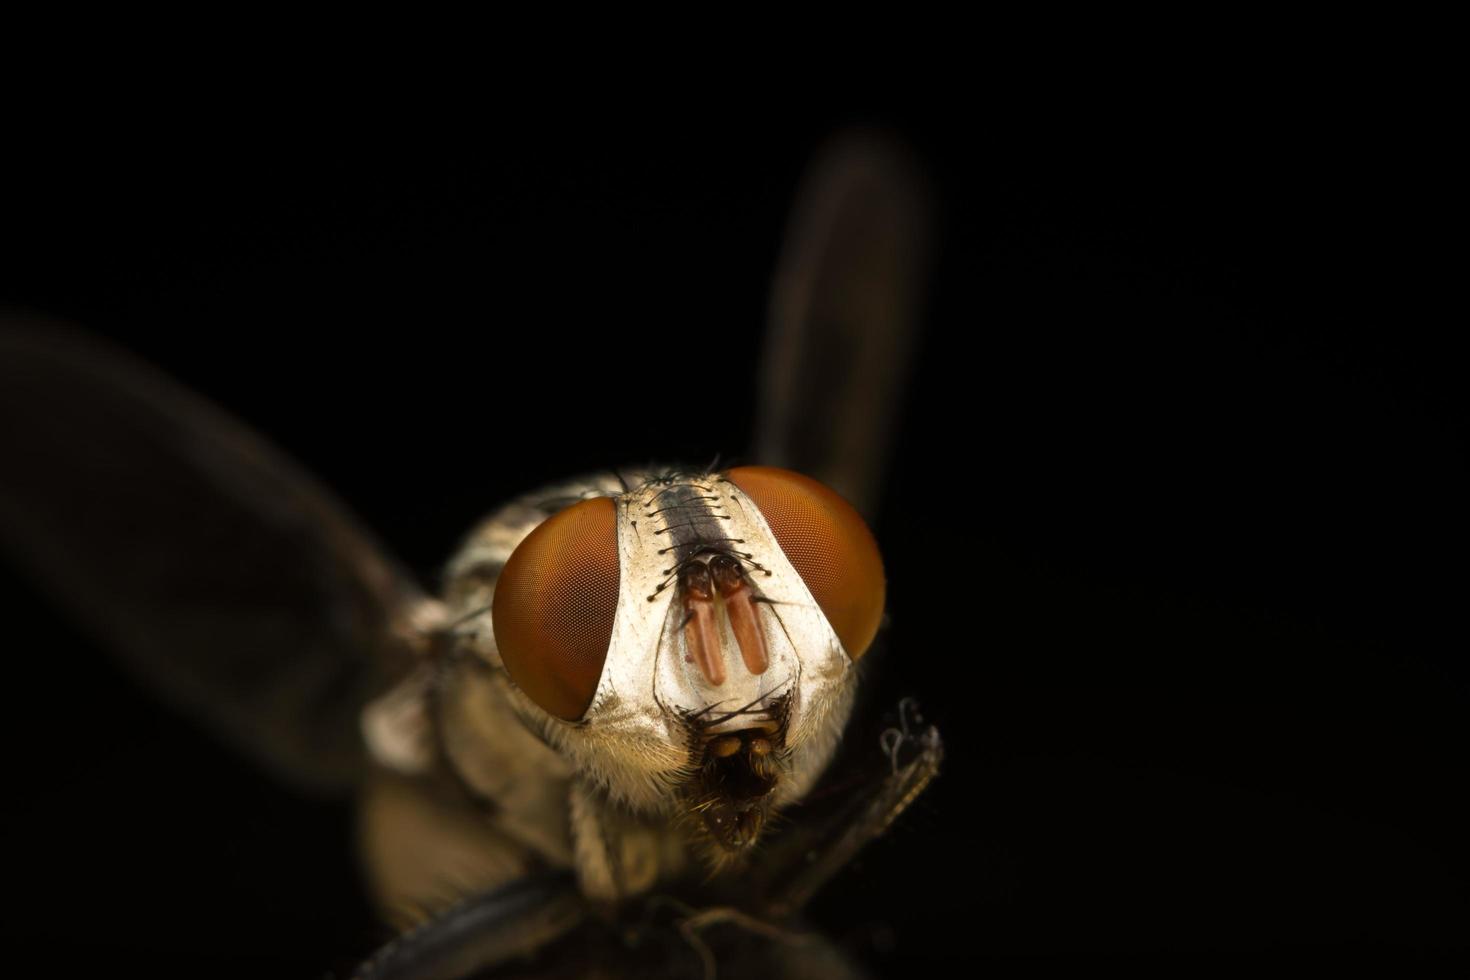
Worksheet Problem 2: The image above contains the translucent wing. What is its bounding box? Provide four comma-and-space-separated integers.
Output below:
0, 318, 437, 793
757, 131, 932, 518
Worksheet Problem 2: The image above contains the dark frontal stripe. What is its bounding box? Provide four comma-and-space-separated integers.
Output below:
646, 479, 729, 565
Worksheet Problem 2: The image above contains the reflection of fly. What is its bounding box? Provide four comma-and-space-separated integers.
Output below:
0, 134, 940, 977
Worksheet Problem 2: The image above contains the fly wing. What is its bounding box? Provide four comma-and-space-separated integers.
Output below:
756, 132, 932, 518
0, 318, 438, 794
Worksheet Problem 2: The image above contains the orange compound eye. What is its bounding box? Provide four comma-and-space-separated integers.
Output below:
492, 497, 619, 720
726, 466, 885, 660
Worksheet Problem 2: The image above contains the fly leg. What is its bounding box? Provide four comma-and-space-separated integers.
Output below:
350, 872, 584, 980
749, 697, 944, 919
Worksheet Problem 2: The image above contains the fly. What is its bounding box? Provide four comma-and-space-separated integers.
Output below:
0, 132, 940, 978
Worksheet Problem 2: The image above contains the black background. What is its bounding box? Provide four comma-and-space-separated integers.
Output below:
2, 101, 1465, 973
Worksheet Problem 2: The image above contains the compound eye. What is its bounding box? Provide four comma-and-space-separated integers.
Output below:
726, 466, 884, 660
492, 497, 619, 720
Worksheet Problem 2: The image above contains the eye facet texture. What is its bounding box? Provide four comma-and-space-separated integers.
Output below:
726, 466, 885, 660
492, 497, 619, 720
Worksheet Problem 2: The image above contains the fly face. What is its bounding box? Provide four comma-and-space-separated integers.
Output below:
433, 467, 883, 891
